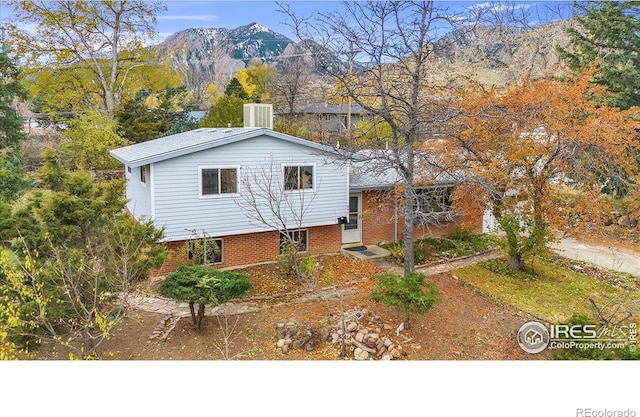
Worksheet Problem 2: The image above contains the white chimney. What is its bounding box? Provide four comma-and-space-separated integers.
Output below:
244, 103, 273, 129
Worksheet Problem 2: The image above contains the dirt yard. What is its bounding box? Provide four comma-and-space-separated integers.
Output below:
97, 256, 546, 360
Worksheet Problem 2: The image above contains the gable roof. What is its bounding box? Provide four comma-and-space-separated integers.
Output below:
109, 127, 341, 168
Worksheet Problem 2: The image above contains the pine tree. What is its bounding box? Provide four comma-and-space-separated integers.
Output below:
224, 77, 249, 100
558, 1, 640, 109
0, 51, 30, 202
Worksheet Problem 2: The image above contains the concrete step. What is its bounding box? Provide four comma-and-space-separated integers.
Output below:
341, 244, 391, 261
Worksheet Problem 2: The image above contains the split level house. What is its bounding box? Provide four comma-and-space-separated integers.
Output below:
110, 104, 482, 275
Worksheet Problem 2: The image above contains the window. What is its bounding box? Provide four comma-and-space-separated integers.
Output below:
188, 238, 223, 265
415, 185, 455, 215
127, 166, 132, 174
324, 113, 332, 122
284, 165, 313, 190
201, 167, 237, 196
140, 165, 148, 184
279, 230, 308, 254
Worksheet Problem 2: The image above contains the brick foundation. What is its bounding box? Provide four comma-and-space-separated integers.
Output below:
153, 224, 342, 276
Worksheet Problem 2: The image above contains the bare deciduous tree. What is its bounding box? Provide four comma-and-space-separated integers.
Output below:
280, 1, 478, 276
234, 156, 317, 282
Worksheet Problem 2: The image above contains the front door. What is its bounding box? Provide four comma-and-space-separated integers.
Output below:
342, 192, 362, 244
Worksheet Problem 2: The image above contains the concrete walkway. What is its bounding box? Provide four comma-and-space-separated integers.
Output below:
550, 237, 640, 277
122, 290, 262, 317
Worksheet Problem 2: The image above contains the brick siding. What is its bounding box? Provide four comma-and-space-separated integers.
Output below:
360, 190, 483, 245
153, 224, 342, 276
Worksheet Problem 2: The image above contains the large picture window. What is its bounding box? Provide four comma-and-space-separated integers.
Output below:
415, 185, 455, 215
201, 167, 238, 196
279, 230, 308, 254
284, 165, 314, 190
188, 238, 223, 265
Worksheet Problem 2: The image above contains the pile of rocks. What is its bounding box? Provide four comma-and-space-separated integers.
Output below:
275, 321, 326, 354
274, 309, 408, 360
329, 310, 405, 360
605, 212, 639, 230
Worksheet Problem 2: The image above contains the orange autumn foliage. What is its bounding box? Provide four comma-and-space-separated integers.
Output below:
447, 70, 640, 232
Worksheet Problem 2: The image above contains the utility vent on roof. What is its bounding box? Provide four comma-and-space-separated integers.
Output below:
244, 103, 273, 129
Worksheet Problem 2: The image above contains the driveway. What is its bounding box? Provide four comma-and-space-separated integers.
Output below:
550, 237, 640, 277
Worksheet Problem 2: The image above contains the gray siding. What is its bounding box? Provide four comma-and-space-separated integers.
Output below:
126, 165, 153, 221
152, 135, 348, 241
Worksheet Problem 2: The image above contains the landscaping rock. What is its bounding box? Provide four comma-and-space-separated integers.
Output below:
274, 309, 406, 360
618, 215, 632, 228
354, 348, 370, 360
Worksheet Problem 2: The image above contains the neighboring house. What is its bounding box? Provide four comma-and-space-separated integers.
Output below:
284, 102, 370, 141
110, 104, 480, 275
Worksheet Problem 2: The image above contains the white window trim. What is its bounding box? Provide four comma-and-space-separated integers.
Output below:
279, 229, 309, 254
282, 163, 316, 193
198, 165, 240, 199
188, 238, 224, 265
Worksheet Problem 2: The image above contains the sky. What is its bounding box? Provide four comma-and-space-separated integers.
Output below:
155, 1, 566, 41
155, 1, 573, 41
0, 1, 574, 45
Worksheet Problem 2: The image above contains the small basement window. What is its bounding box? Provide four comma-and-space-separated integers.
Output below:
279, 229, 308, 254
188, 238, 223, 265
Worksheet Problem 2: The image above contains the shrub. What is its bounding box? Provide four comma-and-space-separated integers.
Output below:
382, 232, 499, 265
372, 272, 438, 327
159, 265, 251, 330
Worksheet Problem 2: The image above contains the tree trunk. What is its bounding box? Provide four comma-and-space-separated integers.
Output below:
189, 301, 197, 328
509, 253, 524, 272
196, 303, 205, 331
403, 178, 415, 277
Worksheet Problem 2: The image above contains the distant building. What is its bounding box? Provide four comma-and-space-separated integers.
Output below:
281, 102, 370, 141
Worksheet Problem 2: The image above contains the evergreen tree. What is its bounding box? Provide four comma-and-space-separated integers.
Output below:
0, 51, 30, 202
117, 86, 198, 143
558, 1, 640, 109
224, 77, 249, 100
200, 95, 245, 128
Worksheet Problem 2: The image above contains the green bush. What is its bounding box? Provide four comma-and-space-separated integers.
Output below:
372, 272, 438, 326
158, 265, 251, 330
159, 265, 251, 304
382, 232, 499, 265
